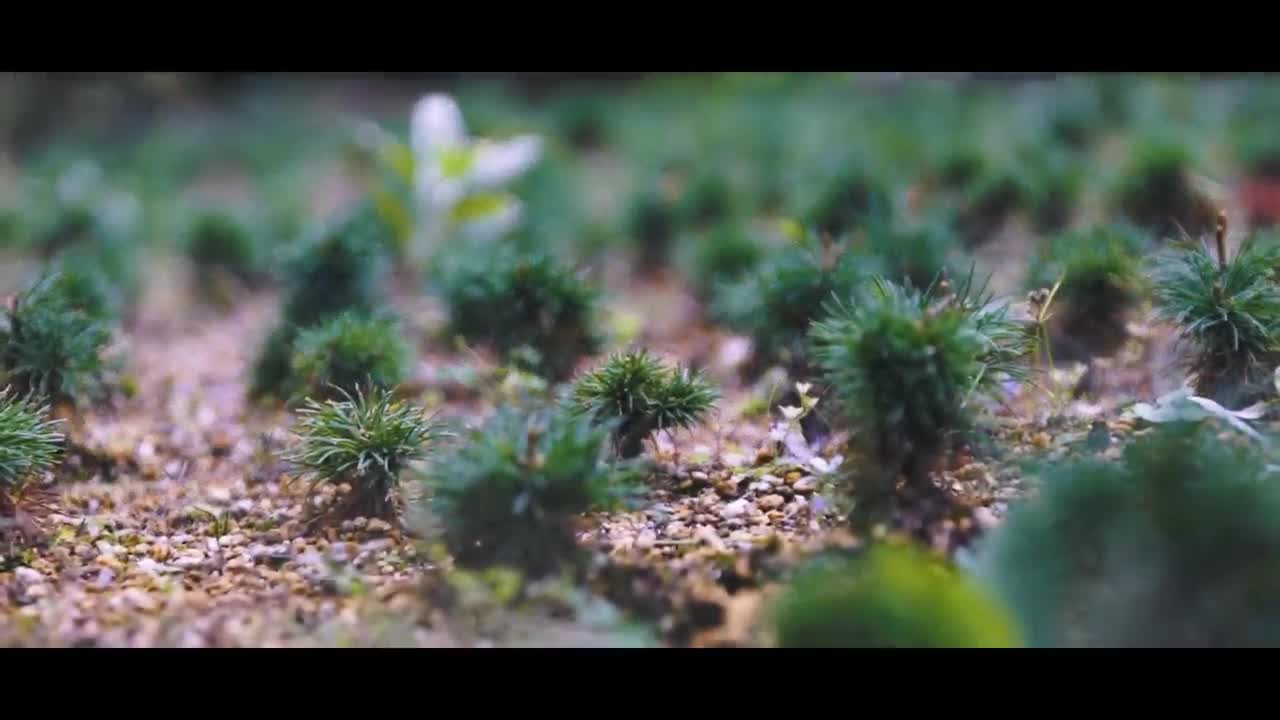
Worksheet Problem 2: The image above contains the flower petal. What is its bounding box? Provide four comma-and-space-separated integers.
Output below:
411, 94, 468, 160
469, 135, 542, 188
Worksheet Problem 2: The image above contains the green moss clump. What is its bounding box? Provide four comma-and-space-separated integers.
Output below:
422, 406, 637, 578
625, 186, 678, 273
287, 386, 449, 524
684, 222, 765, 301
1151, 226, 1280, 406
1026, 223, 1149, 359
0, 274, 112, 405
436, 248, 601, 382
811, 274, 1032, 502
1111, 134, 1216, 239
290, 313, 410, 403
976, 421, 1280, 647
184, 209, 266, 288
569, 349, 719, 458
771, 542, 1021, 648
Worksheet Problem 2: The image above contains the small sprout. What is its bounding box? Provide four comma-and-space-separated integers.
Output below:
977, 421, 1280, 647
0, 388, 65, 523
1151, 216, 1280, 406
570, 349, 719, 458
421, 406, 638, 578
770, 542, 1021, 648
287, 386, 450, 525
436, 248, 601, 382
810, 274, 1033, 503
0, 274, 112, 405
289, 312, 410, 403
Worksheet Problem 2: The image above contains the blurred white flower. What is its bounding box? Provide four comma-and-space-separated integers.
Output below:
779, 405, 804, 421
470, 136, 543, 189
795, 382, 812, 396
411, 94, 467, 161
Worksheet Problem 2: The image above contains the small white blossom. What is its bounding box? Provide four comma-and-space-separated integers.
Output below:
779, 405, 804, 421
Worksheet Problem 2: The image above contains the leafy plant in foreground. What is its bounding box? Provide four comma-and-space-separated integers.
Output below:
569, 349, 719, 458
436, 248, 601, 382
287, 386, 449, 524
0, 274, 112, 404
289, 312, 410, 403
421, 406, 637, 578
771, 542, 1021, 648
976, 421, 1280, 647
811, 274, 1033, 502
0, 389, 64, 522
1151, 214, 1280, 406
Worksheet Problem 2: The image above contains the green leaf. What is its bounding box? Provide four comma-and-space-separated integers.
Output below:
449, 193, 510, 223
438, 146, 475, 179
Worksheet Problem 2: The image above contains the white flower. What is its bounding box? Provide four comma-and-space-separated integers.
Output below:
469, 136, 543, 189
779, 405, 804, 421
795, 382, 812, 396
411, 94, 467, 161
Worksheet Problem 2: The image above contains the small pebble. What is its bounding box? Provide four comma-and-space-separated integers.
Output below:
721, 499, 753, 519
758, 494, 785, 510
793, 476, 818, 494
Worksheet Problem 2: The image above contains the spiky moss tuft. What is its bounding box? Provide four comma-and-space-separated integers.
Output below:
421, 406, 639, 578
184, 208, 267, 287
976, 421, 1280, 647
0, 388, 64, 504
436, 247, 601, 382
771, 542, 1021, 648
569, 349, 719, 458
0, 274, 112, 405
811, 274, 1033, 504
1150, 232, 1280, 406
287, 385, 449, 525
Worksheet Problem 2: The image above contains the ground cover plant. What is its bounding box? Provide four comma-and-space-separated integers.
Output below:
8, 72, 1280, 648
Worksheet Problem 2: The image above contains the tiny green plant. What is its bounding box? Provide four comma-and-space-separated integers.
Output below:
810, 273, 1033, 507
1151, 212, 1280, 406
289, 312, 410, 403
711, 234, 864, 377
770, 542, 1021, 648
569, 349, 719, 458
804, 166, 890, 238
0, 388, 65, 522
625, 186, 678, 273
1026, 223, 1149, 360
677, 169, 735, 228
0, 274, 112, 405
976, 420, 1280, 647
436, 248, 601, 382
184, 208, 266, 289
287, 385, 450, 525
1111, 133, 1216, 239
684, 222, 765, 301
421, 406, 638, 578
860, 215, 958, 292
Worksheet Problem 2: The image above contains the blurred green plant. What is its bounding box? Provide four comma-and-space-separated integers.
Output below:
289, 312, 410, 403
183, 208, 267, 290
0, 274, 112, 405
1026, 223, 1149, 359
435, 248, 601, 382
771, 542, 1021, 648
421, 406, 638, 578
1111, 133, 1216, 239
976, 420, 1280, 647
